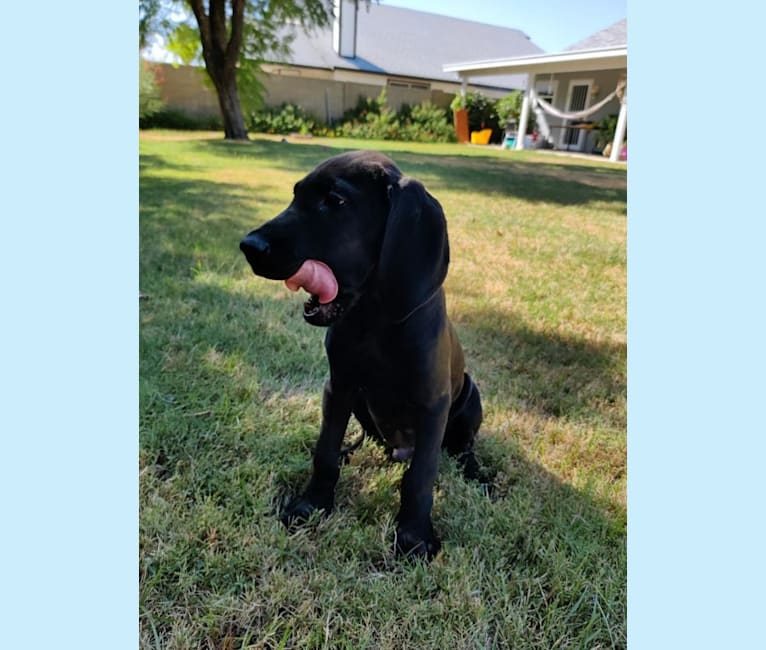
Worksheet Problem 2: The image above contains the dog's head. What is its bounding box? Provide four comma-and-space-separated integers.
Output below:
240, 150, 449, 326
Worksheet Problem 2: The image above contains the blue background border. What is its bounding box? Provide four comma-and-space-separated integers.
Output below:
3, 1, 765, 648
629, 2, 764, 647
2, 2, 137, 648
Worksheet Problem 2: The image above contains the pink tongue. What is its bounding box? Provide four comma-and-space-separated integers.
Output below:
284, 260, 338, 304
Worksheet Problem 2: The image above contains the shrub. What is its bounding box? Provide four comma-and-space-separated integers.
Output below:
341, 108, 401, 140
450, 91, 502, 142
495, 91, 524, 129
339, 90, 401, 140
139, 59, 164, 122
340, 93, 384, 122
246, 91, 456, 143
339, 91, 455, 143
596, 114, 623, 143
402, 102, 456, 143
248, 103, 319, 135
140, 108, 223, 131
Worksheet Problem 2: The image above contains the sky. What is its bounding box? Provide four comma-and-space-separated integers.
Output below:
384, 0, 627, 52
145, 0, 627, 61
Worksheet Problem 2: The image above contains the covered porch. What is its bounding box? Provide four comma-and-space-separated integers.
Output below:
444, 46, 627, 163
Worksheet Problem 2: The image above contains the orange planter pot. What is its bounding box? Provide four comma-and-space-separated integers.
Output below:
453, 108, 469, 143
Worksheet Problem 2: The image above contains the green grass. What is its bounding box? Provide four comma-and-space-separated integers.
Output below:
139, 130, 626, 649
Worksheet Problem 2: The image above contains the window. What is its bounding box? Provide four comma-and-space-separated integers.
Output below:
387, 79, 430, 90
535, 78, 557, 105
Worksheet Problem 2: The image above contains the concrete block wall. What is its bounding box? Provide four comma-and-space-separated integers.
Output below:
151, 63, 219, 117
150, 63, 460, 125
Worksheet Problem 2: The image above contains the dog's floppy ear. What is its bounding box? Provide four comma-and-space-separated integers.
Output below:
377, 177, 449, 322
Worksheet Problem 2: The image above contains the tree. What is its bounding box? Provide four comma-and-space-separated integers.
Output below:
140, 0, 333, 140
139, 59, 164, 121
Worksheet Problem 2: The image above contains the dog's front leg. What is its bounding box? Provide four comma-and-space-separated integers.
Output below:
395, 400, 449, 560
281, 379, 353, 526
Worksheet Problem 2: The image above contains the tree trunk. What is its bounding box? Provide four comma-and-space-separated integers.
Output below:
214, 72, 249, 140
188, 0, 249, 141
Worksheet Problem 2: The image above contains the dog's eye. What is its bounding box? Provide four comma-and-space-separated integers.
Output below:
326, 191, 347, 208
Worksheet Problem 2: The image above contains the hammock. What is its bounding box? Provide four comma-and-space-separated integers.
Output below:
531, 99, 551, 140
531, 80, 625, 121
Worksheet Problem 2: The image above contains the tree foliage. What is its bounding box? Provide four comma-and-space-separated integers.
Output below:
450, 90, 531, 140
495, 90, 524, 126
140, 0, 334, 139
139, 60, 164, 119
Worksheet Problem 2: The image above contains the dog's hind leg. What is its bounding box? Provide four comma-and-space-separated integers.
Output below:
443, 373, 483, 480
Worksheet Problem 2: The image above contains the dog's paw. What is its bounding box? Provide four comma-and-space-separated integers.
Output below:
280, 495, 331, 528
457, 450, 481, 481
395, 522, 441, 561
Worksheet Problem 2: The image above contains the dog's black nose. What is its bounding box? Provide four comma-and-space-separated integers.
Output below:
240, 232, 271, 260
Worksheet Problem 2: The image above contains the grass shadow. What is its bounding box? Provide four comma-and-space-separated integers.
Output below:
139, 153, 199, 175
457, 305, 625, 428
194, 138, 627, 207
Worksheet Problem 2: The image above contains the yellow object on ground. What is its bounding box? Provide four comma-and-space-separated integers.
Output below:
470, 129, 492, 145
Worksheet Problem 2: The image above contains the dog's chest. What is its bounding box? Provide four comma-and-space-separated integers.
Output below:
330, 322, 431, 450
357, 360, 419, 450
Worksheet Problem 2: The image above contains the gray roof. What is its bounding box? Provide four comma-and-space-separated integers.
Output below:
276, 4, 544, 90
565, 18, 627, 51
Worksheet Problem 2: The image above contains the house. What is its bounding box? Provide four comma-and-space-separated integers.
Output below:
151, 0, 545, 123
444, 19, 627, 161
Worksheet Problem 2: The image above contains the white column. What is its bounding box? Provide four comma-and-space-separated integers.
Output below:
460, 78, 467, 108
609, 89, 628, 162
515, 73, 534, 150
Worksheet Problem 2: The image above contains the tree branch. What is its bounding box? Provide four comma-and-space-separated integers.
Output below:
187, 0, 212, 56
225, 0, 246, 72
209, 0, 229, 61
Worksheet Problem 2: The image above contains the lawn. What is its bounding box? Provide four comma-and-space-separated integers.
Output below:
139, 130, 627, 649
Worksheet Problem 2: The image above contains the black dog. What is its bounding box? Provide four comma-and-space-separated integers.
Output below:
240, 151, 482, 559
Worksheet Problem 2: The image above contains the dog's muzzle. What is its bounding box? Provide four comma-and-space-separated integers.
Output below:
239, 232, 275, 275
240, 234, 345, 327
